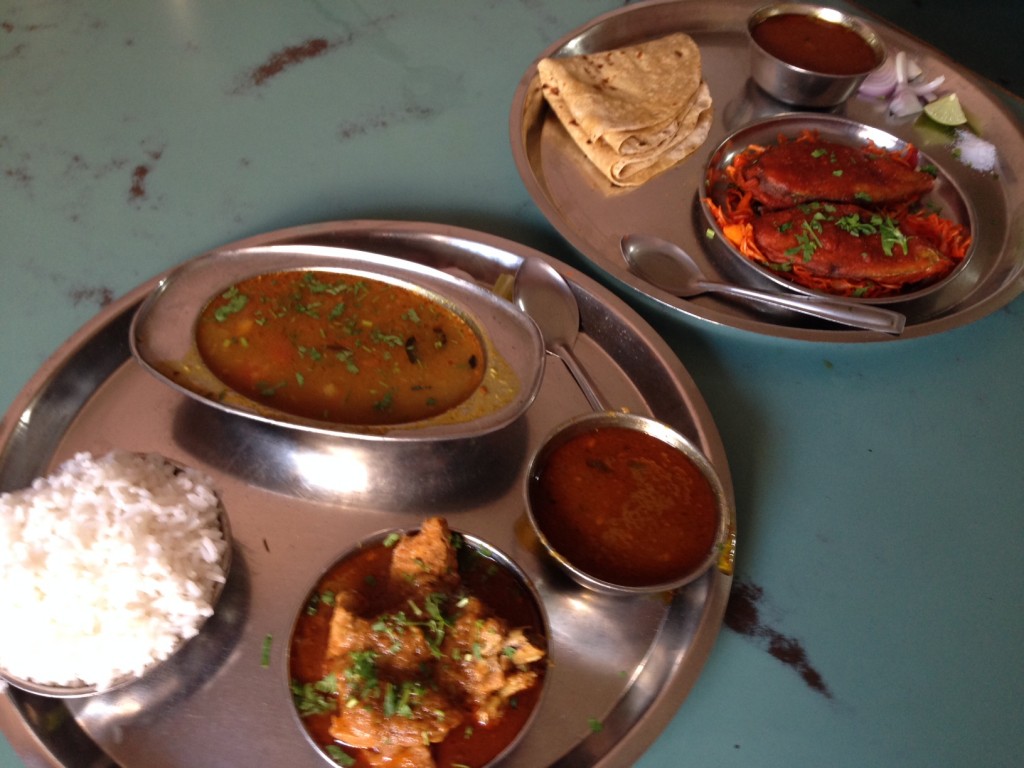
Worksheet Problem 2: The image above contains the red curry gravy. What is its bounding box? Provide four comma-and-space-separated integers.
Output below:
752, 13, 878, 76
196, 270, 485, 425
530, 426, 720, 588
289, 535, 545, 767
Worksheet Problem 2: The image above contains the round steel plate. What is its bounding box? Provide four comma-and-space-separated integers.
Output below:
0, 220, 734, 768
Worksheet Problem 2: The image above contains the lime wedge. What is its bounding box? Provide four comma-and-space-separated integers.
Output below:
923, 93, 968, 126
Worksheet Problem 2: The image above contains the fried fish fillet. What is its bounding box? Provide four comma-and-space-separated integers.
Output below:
742, 138, 935, 210
752, 203, 955, 286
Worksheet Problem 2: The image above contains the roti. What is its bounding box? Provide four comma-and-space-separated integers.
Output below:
537, 33, 713, 186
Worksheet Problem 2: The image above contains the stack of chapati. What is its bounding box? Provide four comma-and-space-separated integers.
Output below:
537, 33, 713, 187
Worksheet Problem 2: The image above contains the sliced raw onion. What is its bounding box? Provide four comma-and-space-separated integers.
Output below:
860, 56, 898, 98
912, 74, 945, 97
859, 49, 947, 116
889, 85, 923, 116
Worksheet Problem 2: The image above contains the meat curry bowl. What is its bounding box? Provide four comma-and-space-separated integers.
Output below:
525, 412, 731, 595
130, 245, 545, 440
287, 518, 548, 768
701, 114, 975, 311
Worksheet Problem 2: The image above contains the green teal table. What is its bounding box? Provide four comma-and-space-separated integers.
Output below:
2, 1, 1021, 767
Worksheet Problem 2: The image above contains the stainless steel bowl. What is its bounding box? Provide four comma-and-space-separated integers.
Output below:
131, 244, 545, 442
699, 113, 976, 318
524, 411, 731, 596
747, 4, 885, 107
286, 522, 549, 766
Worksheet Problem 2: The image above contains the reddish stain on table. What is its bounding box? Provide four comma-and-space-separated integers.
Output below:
242, 37, 336, 89
725, 580, 832, 698
129, 165, 149, 199
69, 286, 114, 307
128, 149, 163, 203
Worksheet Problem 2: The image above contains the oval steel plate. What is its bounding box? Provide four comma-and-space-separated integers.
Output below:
0, 220, 734, 768
509, 0, 1024, 342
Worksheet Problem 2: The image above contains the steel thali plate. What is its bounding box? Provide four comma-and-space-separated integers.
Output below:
509, 0, 1024, 342
0, 220, 734, 768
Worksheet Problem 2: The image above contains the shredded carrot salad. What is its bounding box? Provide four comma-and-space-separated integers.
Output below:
706, 130, 972, 298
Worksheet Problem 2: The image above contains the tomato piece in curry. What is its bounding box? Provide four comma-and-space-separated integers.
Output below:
195, 270, 486, 425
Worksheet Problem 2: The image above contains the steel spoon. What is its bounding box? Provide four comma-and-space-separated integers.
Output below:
513, 257, 608, 411
620, 233, 907, 335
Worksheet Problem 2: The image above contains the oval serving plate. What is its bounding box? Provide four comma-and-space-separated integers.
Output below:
699, 113, 975, 313
130, 244, 545, 441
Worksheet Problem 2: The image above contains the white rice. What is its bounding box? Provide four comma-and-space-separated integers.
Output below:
0, 450, 228, 689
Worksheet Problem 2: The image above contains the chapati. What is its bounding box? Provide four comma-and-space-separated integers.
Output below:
537, 33, 713, 186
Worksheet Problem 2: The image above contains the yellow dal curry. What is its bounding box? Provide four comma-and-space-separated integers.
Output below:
196, 270, 486, 425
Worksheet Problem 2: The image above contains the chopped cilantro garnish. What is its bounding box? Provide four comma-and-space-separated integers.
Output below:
876, 215, 909, 256
214, 286, 249, 322
257, 380, 286, 397
290, 673, 338, 717
374, 390, 395, 411
835, 213, 878, 237
260, 634, 273, 667
324, 744, 355, 766
784, 220, 824, 261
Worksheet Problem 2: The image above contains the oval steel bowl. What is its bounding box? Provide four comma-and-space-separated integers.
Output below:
130, 244, 545, 441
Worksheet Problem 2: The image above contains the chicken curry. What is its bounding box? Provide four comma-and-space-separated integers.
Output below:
289, 518, 546, 768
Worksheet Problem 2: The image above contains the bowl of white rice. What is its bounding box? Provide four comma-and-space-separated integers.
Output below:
0, 450, 231, 697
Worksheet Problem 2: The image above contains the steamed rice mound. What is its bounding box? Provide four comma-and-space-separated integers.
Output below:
0, 450, 228, 689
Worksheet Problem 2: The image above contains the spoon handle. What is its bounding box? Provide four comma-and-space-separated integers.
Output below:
700, 281, 906, 334
553, 342, 609, 411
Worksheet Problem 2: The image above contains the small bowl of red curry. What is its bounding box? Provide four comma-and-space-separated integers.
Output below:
747, 4, 885, 107
525, 412, 731, 595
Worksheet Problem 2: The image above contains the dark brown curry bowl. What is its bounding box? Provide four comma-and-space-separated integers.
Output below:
130, 244, 545, 442
748, 4, 885, 107
700, 114, 976, 314
0, 459, 233, 699
524, 412, 731, 596
286, 519, 549, 767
